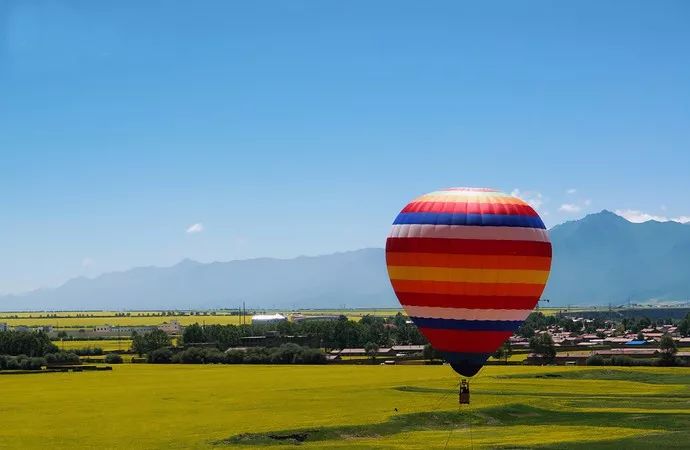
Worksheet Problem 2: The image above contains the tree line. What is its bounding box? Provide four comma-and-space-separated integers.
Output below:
180, 313, 426, 350
147, 343, 326, 365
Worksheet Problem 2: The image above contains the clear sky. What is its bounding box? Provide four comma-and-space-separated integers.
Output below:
1, 1, 689, 294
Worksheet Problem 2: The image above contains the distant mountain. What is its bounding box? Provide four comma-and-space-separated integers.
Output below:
544, 210, 690, 305
0, 249, 397, 311
2, 211, 690, 311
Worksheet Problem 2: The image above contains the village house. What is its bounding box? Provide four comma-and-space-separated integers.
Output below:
158, 320, 183, 334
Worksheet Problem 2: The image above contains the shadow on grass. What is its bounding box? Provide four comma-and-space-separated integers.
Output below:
394, 385, 690, 400
214, 402, 690, 446
497, 368, 690, 385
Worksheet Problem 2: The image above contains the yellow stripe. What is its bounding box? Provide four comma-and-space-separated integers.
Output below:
387, 265, 550, 284
415, 194, 526, 205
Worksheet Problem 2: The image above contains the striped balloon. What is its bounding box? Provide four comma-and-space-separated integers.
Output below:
385, 187, 552, 377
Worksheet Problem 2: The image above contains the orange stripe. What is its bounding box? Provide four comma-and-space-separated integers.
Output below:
387, 266, 549, 284
386, 253, 552, 270
391, 279, 546, 297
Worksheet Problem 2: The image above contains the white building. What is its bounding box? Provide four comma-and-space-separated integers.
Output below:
0, 322, 7, 332
93, 325, 113, 333
251, 314, 286, 323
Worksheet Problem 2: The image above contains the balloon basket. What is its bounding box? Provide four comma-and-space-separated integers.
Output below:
459, 379, 470, 405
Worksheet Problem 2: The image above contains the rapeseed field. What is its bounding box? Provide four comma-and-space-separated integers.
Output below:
0, 364, 688, 448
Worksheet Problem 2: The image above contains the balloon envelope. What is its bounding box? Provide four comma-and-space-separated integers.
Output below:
386, 187, 552, 377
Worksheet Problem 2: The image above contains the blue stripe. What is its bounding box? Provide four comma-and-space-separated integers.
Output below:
442, 351, 491, 377
442, 351, 490, 366
410, 317, 523, 332
393, 212, 545, 229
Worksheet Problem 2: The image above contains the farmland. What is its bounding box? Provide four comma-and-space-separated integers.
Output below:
0, 309, 410, 329
0, 313, 245, 328
0, 307, 582, 329
0, 364, 688, 448
55, 339, 132, 352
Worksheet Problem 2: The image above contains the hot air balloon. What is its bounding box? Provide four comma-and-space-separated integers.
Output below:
386, 187, 552, 382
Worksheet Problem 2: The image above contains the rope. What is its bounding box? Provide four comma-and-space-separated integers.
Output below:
443, 403, 458, 449
468, 400, 474, 450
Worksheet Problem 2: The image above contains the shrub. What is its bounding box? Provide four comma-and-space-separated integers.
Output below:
5, 357, 21, 370
269, 343, 303, 364
225, 350, 245, 364
45, 352, 80, 365
73, 347, 104, 356
104, 353, 123, 364
204, 349, 226, 364
148, 348, 172, 364
176, 347, 205, 364
293, 347, 327, 364
24, 357, 46, 370
586, 354, 607, 366
244, 347, 271, 364
609, 356, 654, 367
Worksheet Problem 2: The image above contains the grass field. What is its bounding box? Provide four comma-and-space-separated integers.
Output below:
0, 364, 687, 449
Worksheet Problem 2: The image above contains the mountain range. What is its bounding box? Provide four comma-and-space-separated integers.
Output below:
1, 210, 689, 310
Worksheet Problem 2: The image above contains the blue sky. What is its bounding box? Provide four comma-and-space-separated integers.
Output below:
1, 1, 689, 294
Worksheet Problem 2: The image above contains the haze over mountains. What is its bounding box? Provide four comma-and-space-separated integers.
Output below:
2, 210, 690, 311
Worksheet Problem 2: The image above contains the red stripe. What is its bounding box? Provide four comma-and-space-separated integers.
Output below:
386, 253, 552, 270
403, 201, 537, 216
386, 237, 552, 257
419, 329, 513, 353
390, 280, 547, 297
397, 292, 539, 310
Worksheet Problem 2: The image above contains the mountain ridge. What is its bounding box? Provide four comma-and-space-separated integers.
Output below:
2, 211, 690, 310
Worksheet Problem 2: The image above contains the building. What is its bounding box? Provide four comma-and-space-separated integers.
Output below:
331, 348, 394, 357
391, 345, 425, 353
251, 314, 287, 323
93, 325, 113, 333
158, 320, 182, 334
0, 322, 7, 332
291, 314, 341, 322
594, 348, 659, 358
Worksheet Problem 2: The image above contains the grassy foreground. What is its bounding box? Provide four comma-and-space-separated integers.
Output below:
0, 364, 688, 449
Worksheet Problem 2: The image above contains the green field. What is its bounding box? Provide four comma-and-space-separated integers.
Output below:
0, 364, 688, 449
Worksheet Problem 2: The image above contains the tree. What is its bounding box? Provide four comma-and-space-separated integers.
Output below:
636, 332, 645, 341
423, 344, 442, 361
493, 340, 513, 363
659, 334, 677, 365
678, 313, 690, 337
364, 341, 379, 363
104, 353, 123, 364
529, 333, 556, 363
132, 330, 171, 356
182, 323, 206, 344
0, 330, 57, 356
148, 348, 173, 363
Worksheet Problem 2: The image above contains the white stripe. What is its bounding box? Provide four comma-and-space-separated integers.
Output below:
388, 224, 549, 242
404, 306, 533, 321
420, 190, 506, 198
